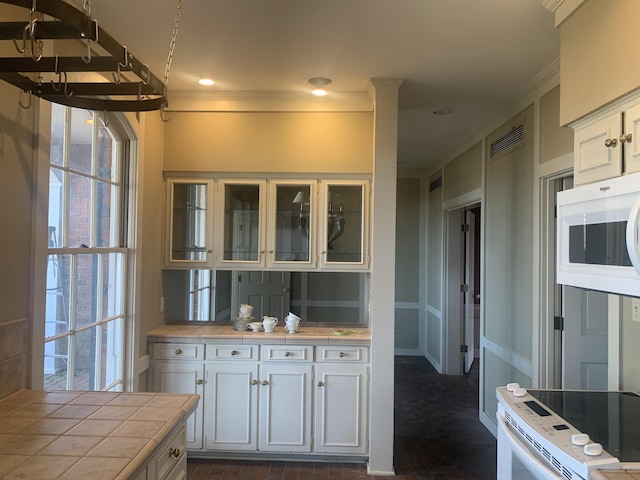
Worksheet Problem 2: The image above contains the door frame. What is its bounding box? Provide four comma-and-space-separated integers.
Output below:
538, 169, 621, 390
443, 190, 482, 375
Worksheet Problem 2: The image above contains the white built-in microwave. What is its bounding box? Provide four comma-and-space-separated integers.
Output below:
557, 172, 640, 297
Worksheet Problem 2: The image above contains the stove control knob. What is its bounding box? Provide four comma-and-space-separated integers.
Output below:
584, 443, 603, 456
513, 388, 527, 397
571, 434, 590, 446
506, 383, 520, 392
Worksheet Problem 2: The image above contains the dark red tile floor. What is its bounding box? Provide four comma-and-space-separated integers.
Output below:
187, 356, 496, 479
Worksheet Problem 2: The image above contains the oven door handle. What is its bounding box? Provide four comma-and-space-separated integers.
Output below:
626, 195, 640, 277
497, 413, 564, 480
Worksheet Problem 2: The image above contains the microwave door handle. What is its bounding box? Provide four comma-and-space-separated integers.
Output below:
626, 195, 640, 276
497, 414, 564, 480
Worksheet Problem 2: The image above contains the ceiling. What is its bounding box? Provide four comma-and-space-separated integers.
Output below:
89, 0, 560, 170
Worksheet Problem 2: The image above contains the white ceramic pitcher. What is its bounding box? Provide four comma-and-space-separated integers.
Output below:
262, 316, 278, 333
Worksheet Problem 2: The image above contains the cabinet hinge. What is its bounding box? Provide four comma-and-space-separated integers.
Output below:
554, 316, 564, 331
460, 345, 469, 353
461, 223, 469, 232
460, 284, 469, 293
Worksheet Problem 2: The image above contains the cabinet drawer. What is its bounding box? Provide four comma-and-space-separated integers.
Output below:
316, 346, 369, 363
154, 343, 203, 361
206, 344, 255, 360
261, 345, 313, 362
154, 425, 186, 480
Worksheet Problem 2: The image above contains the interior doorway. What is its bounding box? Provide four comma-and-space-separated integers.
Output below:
444, 203, 481, 375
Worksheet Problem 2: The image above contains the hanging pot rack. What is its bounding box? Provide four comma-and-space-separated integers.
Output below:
0, 0, 168, 112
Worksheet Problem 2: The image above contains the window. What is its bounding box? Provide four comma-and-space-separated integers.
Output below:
44, 105, 129, 391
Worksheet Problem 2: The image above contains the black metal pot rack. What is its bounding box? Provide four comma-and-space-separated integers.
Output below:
0, 0, 167, 112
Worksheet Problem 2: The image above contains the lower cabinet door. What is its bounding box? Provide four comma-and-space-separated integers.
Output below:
258, 363, 312, 452
153, 362, 204, 450
204, 362, 259, 450
314, 364, 368, 454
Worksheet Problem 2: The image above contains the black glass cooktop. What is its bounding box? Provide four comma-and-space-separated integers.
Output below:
528, 390, 640, 462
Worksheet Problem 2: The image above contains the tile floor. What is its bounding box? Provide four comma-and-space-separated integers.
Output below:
187, 356, 497, 479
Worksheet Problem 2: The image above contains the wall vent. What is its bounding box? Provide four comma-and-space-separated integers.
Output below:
429, 177, 442, 191
489, 124, 525, 161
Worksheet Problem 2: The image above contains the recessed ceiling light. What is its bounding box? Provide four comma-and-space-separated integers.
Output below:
198, 78, 215, 86
433, 107, 454, 116
309, 77, 332, 96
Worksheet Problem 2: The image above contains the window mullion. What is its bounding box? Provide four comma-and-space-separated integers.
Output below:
69, 255, 78, 332
66, 334, 74, 390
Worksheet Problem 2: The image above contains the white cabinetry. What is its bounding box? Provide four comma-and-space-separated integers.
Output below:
573, 98, 640, 185
164, 179, 214, 268
314, 346, 368, 454
139, 424, 188, 480
152, 342, 368, 458
152, 344, 205, 450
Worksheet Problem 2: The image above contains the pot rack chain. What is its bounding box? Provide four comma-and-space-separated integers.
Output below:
160, 0, 183, 121
0, 0, 169, 112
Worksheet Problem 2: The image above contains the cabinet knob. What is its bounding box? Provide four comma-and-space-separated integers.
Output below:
251, 379, 258, 385
231, 350, 239, 356
339, 352, 346, 358
317, 381, 325, 387
620, 133, 633, 143
605, 138, 618, 147
268, 250, 274, 254
284, 351, 292, 357
196, 379, 204, 385
207, 249, 213, 254
169, 447, 180, 458
175, 349, 183, 355
262, 380, 269, 386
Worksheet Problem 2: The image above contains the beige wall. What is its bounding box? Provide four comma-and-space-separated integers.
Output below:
163, 111, 373, 173
0, 3, 37, 398
560, 0, 640, 124
540, 86, 573, 163
443, 142, 482, 201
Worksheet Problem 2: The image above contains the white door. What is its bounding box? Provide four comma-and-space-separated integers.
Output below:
153, 362, 204, 450
562, 287, 608, 390
258, 363, 312, 452
463, 209, 477, 373
204, 362, 258, 450
233, 271, 291, 320
314, 364, 368, 454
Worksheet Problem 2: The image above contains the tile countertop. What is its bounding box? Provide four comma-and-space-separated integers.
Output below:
592, 470, 640, 480
147, 323, 371, 345
0, 390, 199, 480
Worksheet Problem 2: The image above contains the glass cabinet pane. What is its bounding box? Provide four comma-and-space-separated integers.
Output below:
325, 184, 364, 263
223, 183, 261, 261
275, 184, 312, 263
171, 183, 208, 262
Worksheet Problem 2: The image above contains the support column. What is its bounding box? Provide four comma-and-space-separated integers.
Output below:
368, 78, 403, 476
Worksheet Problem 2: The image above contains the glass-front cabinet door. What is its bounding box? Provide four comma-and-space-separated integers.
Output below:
217, 179, 266, 268
319, 180, 369, 270
165, 178, 214, 268
267, 180, 317, 269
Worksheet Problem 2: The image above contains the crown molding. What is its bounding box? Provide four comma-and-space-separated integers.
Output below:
542, 0, 587, 27
166, 90, 373, 112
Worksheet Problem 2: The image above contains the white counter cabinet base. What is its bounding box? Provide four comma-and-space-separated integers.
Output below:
151, 339, 369, 459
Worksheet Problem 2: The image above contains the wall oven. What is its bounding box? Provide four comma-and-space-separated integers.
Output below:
556, 172, 640, 297
496, 385, 640, 479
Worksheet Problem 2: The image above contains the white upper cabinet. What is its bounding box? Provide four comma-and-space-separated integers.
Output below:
267, 180, 317, 269
165, 176, 370, 271
573, 95, 640, 185
164, 178, 215, 268
318, 180, 370, 270
216, 179, 266, 269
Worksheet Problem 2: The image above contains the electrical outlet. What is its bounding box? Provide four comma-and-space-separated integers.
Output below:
160, 297, 165, 313
632, 298, 640, 323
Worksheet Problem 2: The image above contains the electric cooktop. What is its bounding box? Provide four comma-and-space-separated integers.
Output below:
528, 390, 640, 463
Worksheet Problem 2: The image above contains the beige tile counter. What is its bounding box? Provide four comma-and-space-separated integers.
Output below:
147, 323, 371, 345
0, 390, 199, 480
592, 470, 640, 480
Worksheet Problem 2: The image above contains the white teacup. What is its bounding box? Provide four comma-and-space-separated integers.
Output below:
240, 304, 254, 315
248, 321, 262, 332
262, 316, 278, 333
286, 312, 301, 323
284, 324, 299, 334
